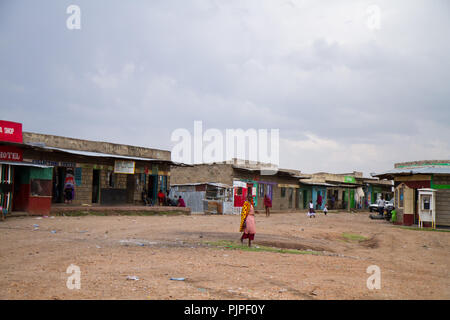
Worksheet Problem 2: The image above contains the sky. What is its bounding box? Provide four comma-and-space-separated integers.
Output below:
1, 0, 449, 176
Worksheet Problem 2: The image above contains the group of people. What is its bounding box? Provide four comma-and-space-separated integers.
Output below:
157, 189, 185, 207
307, 200, 328, 218
141, 189, 186, 207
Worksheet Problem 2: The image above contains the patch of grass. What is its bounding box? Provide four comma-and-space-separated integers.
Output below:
397, 226, 450, 233
52, 210, 187, 217
205, 240, 323, 255
342, 232, 368, 242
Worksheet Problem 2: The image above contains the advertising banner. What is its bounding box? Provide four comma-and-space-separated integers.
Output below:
0, 120, 23, 143
114, 160, 135, 174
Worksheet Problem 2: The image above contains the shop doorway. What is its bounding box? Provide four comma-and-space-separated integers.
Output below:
52, 167, 66, 203
92, 169, 100, 203
148, 175, 157, 204
126, 174, 135, 204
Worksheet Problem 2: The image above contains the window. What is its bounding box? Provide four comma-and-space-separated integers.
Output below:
107, 171, 115, 188
281, 187, 286, 197
259, 184, 265, 197
31, 179, 52, 196
236, 187, 242, 196
399, 186, 404, 208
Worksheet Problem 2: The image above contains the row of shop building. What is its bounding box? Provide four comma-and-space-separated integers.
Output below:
3, 120, 449, 227
1, 120, 173, 216
168, 159, 393, 214
0, 120, 393, 217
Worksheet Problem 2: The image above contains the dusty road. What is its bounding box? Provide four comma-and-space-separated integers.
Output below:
0, 211, 449, 300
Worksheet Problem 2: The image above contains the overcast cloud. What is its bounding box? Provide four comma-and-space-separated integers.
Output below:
1, 0, 449, 175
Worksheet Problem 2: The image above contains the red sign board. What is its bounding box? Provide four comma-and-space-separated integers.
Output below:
0, 120, 23, 143
0, 145, 23, 162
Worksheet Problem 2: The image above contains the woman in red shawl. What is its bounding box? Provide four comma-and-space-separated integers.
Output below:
264, 194, 272, 217
239, 194, 258, 247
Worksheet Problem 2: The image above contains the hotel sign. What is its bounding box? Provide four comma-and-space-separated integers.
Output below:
0, 146, 23, 162
114, 160, 135, 174
0, 120, 23, 143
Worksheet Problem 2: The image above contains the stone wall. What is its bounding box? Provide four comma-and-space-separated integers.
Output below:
170, 164, 234, 186
23, 132, 171, 161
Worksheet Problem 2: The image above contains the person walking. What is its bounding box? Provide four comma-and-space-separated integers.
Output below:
263, 194, 272, 217
323, 204, 328, 216
239, 194, 258, 247
307, 200, 316, 218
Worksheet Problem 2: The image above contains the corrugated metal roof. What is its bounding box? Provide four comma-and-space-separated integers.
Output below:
171, 182, 232, 188
299, 180, 335, 187
373, 166, 450, 177
0, 161, 53, 168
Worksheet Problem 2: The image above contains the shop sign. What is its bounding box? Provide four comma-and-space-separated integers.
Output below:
344, 176, 356, 183
29, 159, 76, 167
0, 146, 23, 162
0, 120, 22, 143
114, 160, 135, 174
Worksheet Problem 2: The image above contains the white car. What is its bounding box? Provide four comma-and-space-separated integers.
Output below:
369, 199, 394, 212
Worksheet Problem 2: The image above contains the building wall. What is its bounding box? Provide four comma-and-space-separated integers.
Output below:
232, 169, 300, 212
170, 164, 234, 186
434, 175, 450, 226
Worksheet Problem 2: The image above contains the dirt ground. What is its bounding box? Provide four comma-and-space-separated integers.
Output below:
0, 210, 449, 300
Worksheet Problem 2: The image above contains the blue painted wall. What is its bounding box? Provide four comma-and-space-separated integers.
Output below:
311, 186, 327, 210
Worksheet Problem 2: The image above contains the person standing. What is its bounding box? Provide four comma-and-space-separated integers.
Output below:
323, 204, 328, 216
307, 200, 316, 218
264, 194, 272, 217
239, 194, 258, 247
378, 196, 385, 216
317, 193, 323, 210
157, 189, 165, 206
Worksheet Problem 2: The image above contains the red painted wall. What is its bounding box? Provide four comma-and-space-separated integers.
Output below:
13, 184, 30, 211
403, 214, 414, 226
27, 197, 51, 215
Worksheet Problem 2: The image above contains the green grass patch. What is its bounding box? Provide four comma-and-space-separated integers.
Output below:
52, 210, 188, 217
342, 232, 368, 242
396, 226, 450, 233
205, 240, 323, 255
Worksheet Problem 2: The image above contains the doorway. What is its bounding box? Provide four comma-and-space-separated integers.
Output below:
52, 167, 66, 203
92, 169, 100, 204
148, 175, 157, 204
126, 174, 135, 204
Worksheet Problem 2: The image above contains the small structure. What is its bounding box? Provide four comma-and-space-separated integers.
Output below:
418, 188, 436, 229
169, 182, 233, 214
373, 161, 450, 227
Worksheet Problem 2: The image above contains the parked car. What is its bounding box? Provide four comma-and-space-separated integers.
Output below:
369, 199, 394, 212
